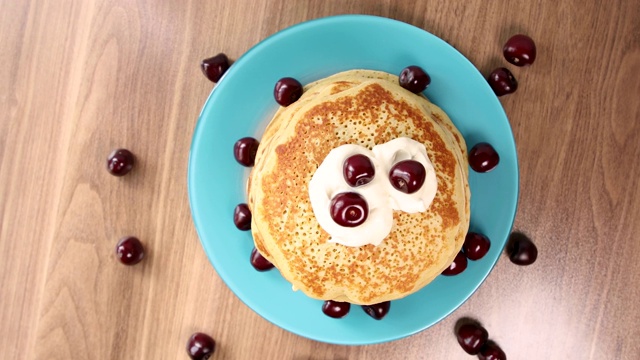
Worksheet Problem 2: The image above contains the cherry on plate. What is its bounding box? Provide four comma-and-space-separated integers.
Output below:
399, 65, 431, 93
463, 232, 491, 260
479, 341, 507, 360
250, 247, 274, 271
487, 67, 518, 96
469, 142, 500, 173
322, 300, 351, 318
361, 301, 390, 320
233, 137, 259, 167
441, 251, 467, 276
330, 192, 368, 227
107, 149, 135, 176
233, 204, 251, 231
503, 34, 537, 66
274, 77, 303, 106
343, 154, 375, 187
389, 160, 426, 194
507, 232, 538, 265
115, 236, 144, 265
186, 332, 216, 360
456, 323, 489, 355
201, 53, 230, 83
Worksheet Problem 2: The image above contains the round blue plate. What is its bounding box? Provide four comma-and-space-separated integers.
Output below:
188, 15, 518, 345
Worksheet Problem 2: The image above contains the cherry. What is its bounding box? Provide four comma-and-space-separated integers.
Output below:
343, 154, 375, 187
441, 251, 467, 276
233, 137, 259, 167
186, 332, 216, 360
469, 142, 500, 173
329, 192, 368, 227
115, 236, 144, 265
479, 341, 507, 360
389, 160, 426, 194
456, 323, 489, 355
399, 65, 431, 94
507, 232, 538, 265
274, 77, 303, 106
106, 149, 135, 176
503, 34, 537, 66
463, 232, 491, 261
361, 301, 390, 320
322, 300, 351, 319
200, 53, 230, 83
233, 204, 251, 231
250, 247, 274, 271
487, 68, 518, 96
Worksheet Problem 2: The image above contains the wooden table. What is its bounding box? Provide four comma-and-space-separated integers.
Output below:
2, 1, 639, 359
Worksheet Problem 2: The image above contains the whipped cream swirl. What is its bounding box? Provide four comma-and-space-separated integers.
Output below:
308, 137, 438, 247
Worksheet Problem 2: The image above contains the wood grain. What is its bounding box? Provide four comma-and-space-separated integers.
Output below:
1, 0, 639, 359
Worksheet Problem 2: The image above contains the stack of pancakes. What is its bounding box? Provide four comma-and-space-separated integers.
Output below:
248, 70, 470, 305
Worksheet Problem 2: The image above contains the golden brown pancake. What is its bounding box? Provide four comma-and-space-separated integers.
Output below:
248, 70, 469, 305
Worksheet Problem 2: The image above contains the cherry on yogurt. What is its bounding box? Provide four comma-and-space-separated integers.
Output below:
233, 137, 259, 167
186, 332, 216, 360
250, 247, 274, 271
399, 65, 431, 94
487, 67, 518, 96
503, 34, 537, 66
343, 154, 375, 187
441, 251, 467, 276
322, 300, 351, 318
469, 142, 500, 173
329, 192, 368, 227
463, 232, 491, 260
106, 149, 135, 176
361, 301, 391, 320
456, 323, 489, 355
389, 160, 426, 194
200, 53, 230, 83
274, 77, 303, 106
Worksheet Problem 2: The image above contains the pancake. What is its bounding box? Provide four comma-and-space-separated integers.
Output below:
248, 70, 470, 305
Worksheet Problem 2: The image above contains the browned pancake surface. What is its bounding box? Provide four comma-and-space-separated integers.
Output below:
249, 72, 468, 304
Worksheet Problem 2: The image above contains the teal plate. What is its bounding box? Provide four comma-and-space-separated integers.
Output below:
188, 15, 518, 345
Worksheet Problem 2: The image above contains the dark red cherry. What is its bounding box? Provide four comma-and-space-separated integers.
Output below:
233, 137, 259, 167
274, 77, 303, 106
479, 341, 507, 360
186, 332, 216, 360
389, 160, 426, 194
456, 323, 489, 355
322, 300, 351, 319
441, 251, 467, 276
361, 301, 390, 320
106, 149, 135, 176
463, 232, 491, 260
399, 65, 431, 93
200, 53, 230, 83
469, 142, 500, 172
487, 67, 518, 96
233, 204, 251, 231
250, 247, 274, 271
507, 232, 538, 265
343, 154, 375, 187
115, 236, 144, 265
503, 34, 537, 66
329, 192, 368, 227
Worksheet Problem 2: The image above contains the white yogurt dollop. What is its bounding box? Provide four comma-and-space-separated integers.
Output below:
372, 137, 438, 214
308, 138, 438, 247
